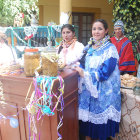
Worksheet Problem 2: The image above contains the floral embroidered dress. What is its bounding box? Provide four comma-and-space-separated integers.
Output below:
79, 41, 121, 140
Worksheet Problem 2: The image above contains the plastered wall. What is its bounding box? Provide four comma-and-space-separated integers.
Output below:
38, 0, 114, 35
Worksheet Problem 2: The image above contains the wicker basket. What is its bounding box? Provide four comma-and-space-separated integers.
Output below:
41, 51, 58, 77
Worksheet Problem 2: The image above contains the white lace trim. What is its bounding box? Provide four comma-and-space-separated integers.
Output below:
78, 71, 98, 98
89, 44, 119, 69
79, 105, 121, 124
95, 72, 99, 81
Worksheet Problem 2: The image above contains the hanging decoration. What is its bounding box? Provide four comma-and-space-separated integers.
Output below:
0, 113, 19, 129
9, 117, 19, 128
24, 26, 38, 41
60, 12, 69, 25
24, 34, 33, 40
0, 80, 25, 129
0, 95, 25, 129
0, 114, 19, 128
0, 27, 7, 34
52, 25, 62, 33
47, 25, 62, 46
26, 75, 64, 140
9, 27, 28, 46
0, 25, 63, 48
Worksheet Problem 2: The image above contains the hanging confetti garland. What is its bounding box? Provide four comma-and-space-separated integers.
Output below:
26, 75, 64, 140
24, 26, 38, 38
24, 26, 38, 42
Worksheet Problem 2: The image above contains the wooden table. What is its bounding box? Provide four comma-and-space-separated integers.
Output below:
0, 69, 79, 140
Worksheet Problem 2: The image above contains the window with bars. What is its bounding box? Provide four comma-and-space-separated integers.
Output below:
72, 12, 94, 45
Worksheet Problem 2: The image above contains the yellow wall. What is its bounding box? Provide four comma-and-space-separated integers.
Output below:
38, 0, 114, 34
38, 0, 60, 25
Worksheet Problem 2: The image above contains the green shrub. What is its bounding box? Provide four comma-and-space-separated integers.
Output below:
0, 0, 39, 27
108, 0, 140, 61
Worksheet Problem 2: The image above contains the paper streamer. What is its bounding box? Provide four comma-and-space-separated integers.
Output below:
26, 75, 64, 140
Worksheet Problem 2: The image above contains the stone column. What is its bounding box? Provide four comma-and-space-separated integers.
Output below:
59, 0, 72, 24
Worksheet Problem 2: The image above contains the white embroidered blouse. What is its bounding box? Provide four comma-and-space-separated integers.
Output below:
58, 41, 84, 65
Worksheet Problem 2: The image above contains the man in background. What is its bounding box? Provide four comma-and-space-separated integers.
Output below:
110, 20, 136, 75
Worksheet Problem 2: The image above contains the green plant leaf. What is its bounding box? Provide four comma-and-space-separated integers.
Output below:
108, 0, 140, 59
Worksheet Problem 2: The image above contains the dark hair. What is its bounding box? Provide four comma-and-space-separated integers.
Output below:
61, 24, 75, 33
92, 19, 108, 35
79, 19, 109, 68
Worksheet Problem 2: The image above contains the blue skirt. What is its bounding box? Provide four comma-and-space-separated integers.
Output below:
79, 120, 119, 140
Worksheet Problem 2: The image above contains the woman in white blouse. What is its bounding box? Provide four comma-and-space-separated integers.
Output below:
58, 24, 84, 68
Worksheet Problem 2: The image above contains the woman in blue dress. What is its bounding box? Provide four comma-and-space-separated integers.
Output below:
75, 19, 121, 140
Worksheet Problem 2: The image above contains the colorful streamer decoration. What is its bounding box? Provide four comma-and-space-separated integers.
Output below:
26, 75, 64, 140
